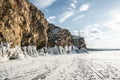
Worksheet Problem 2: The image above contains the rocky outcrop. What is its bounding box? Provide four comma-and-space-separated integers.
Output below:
72, 35, 86, 49
0, 0, 87, 60
0, 0, 48, 48
47, 23, 72, 47
47, 23, 87, 49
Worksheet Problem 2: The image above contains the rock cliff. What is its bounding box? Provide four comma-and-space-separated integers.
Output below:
47, 23, 72, 47
0, 0, 48, 48
72, 35, 86, 49
47, 24, 86, 49
0, 0, 87, 60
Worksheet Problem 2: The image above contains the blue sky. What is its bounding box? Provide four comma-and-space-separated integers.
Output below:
29, 0, 120, 48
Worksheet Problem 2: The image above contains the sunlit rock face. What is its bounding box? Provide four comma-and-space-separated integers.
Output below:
0, 0, 48, 48
47, 23, 72, 47
0, 0, 87, 60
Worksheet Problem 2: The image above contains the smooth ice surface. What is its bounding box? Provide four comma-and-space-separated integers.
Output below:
0, 51, 120, 80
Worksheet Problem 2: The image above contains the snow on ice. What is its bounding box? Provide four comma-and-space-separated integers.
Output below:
0, 51, 120, 80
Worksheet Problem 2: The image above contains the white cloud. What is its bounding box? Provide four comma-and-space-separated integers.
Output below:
68, 0, 78, 10
58, 0, 79, 23
74, 15, 85, 20
70, 3, 76, 9
109, 10, 120, 23
47, 16, 56, 23
79, 22, 120, 48
79, 4, 89, 12
70, 0, 79, 9
29, 0, 57, 9
59, 11, 74, 23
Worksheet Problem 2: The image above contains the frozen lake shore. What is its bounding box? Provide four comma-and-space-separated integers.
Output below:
0, 51, 120, 80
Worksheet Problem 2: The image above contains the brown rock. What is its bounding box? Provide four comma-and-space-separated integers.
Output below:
47, 23, 72, 47
0, 0, 48, 48
0, 0, 87, 59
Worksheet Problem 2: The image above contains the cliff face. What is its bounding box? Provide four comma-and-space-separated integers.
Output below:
0, 0, 87, 59
47, 24, 86, 49
47, 23, 72, 47
0, 0, 48, 48
72, 36, 86, 49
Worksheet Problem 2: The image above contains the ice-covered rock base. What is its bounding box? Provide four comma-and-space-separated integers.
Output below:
0, 43, 87, 62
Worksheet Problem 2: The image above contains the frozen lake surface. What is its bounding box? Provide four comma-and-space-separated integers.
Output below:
0, 51, 120, 80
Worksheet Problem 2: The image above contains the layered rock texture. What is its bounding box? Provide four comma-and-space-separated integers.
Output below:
0, 0, 48, 48
0, 0, 87, 60
47, 23, 72, 47
47, 24, 86, 49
